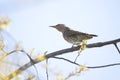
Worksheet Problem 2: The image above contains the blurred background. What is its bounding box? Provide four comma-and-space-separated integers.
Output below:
0, 0, 120, 80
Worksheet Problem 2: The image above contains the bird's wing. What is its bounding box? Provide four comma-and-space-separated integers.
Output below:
70, 30, 97, 37
66, 30, 88, 36
65, 30, 97, 40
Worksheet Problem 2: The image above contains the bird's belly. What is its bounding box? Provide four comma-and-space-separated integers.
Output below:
64, 36, 82, 45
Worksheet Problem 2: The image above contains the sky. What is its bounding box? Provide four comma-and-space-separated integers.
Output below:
0, 0, 120, 80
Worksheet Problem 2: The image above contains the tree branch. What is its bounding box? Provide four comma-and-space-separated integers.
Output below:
53, 56, 120, 69
45, 38, 120, 58
4, 38, 120, 80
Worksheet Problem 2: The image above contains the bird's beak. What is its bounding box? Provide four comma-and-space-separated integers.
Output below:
49, 26, 55, 28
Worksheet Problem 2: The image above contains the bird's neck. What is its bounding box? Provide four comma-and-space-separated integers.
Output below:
62, 29, 70, 34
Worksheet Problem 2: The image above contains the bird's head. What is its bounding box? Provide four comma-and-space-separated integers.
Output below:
50, 24, 70, 33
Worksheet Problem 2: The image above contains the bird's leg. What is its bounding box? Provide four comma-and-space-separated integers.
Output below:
71, 43, 76, 48
72, 44, 74, 48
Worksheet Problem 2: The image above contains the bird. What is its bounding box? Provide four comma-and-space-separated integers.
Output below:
50, 24, 97, 50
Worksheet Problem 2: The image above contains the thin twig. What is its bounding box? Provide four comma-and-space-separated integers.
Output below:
46, 59, 49, 80
87, 63, 120, 69
53, 56, 120, 69
8, 49, 40, 80
74, 50, 82, 63
20, 50, 40, 80
114, 43, 120, 54
53, 57, 80, 66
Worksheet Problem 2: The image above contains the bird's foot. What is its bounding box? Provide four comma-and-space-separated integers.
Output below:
80, 40, 87, 50
80, 44, 87, 50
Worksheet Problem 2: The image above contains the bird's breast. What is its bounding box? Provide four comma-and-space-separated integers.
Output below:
63, 33, 82, 45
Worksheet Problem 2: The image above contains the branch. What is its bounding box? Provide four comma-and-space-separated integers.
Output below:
4, 38, 120, 80
114, 43, 120, 54
53, 56, 120, 69
45, 38, 120, 58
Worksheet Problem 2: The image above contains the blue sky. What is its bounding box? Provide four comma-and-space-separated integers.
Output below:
0, 0, 120, 80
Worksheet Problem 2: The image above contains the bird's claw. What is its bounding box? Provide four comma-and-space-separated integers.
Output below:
80, 44, 87, 50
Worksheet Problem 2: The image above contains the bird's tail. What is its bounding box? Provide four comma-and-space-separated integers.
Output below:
90, 34, 98, 37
